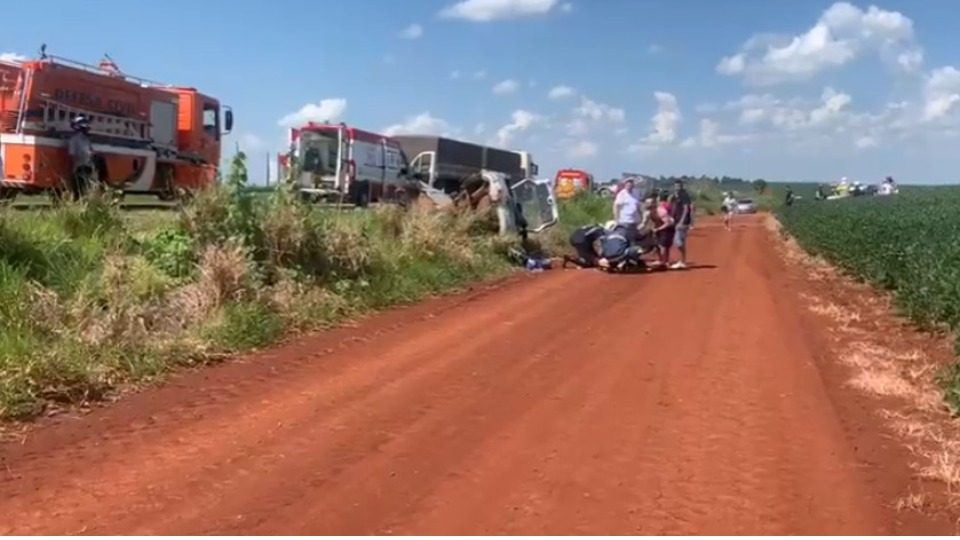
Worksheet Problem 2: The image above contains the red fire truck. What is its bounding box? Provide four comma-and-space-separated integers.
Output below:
553, 168, 593, 199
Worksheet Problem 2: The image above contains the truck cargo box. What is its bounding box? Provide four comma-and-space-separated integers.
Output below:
394, 135, 523, 181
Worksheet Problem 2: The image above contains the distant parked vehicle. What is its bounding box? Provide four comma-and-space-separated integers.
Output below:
594, 178, 619, 197
736, 199, 758, 214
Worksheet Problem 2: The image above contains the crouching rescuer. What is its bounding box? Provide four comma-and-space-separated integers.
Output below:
562, 223, 607, 268
563, 222, 655, 272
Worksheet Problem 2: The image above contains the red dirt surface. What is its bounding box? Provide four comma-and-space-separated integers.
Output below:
0, 215, 952, 535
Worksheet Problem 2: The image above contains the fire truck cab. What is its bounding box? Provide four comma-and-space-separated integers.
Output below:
279, 122, 411, 206
0, 52, 233, 201
553, 168, 593, 199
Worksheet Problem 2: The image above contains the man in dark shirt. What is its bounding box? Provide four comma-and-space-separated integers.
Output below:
670, 180, 693, 269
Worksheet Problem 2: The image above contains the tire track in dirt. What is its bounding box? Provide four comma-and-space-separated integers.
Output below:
0, 215, 952, 534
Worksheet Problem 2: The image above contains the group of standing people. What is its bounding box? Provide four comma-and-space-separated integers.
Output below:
612, 178, 691, 270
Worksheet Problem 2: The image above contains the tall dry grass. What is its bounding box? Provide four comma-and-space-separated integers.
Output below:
0, 152, 517, 419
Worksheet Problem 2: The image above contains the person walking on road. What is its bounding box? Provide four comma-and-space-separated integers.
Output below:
671, 180, 693, 269
722, 192, 737, 231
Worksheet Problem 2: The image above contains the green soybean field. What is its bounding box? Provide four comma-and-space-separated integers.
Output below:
778, 187, 960, 341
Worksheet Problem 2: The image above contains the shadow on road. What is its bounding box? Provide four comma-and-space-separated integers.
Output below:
570, 263, 718, 275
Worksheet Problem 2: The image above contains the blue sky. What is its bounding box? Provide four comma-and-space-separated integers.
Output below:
5, 0, 960, 184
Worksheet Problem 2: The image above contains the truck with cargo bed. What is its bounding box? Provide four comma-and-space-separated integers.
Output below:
276, 125, 558, 234
394, 135, 524, 194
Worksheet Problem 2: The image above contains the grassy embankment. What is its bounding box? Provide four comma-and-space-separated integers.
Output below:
777, 187, 960, 411
2, 153, 605, 420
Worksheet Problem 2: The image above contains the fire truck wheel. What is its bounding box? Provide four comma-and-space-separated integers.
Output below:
0, 186, 15, 202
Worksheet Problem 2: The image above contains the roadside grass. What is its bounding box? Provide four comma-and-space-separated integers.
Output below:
0, 153, 530, 420
536, 192, 611, 255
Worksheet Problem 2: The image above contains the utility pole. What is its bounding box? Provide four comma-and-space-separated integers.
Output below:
265, 151, 271, 185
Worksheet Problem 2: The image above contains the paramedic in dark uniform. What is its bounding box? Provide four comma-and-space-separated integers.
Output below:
562, 223, 606, 268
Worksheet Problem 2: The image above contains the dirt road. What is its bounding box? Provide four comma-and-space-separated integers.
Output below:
0, 216, 949, 534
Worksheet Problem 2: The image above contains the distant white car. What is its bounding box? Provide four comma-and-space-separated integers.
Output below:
736, 199, 757, 214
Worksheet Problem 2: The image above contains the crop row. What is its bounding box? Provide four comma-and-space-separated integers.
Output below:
777, 187, 960, 406
779, 187, 960, 332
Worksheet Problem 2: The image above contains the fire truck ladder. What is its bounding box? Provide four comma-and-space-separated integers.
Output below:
9, 65, 32, 134
35, 99, 151, 142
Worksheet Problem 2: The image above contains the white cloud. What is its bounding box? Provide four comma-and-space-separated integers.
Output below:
277, 99, 347, 127
450, 70, 461, 79
0, 52, 26, 63
625, 92, 683, 154
556, 94, 626, 141
808, 87, 853, 126
574, 96, 625, 123
439, 0, 561, 22
548, 85, 575, 100
492, 79, 520, 95
686, 119, 753, 149
399, 23, 424, 39
644, 92, 682, 144
695, 119, 722, 148
897, 49, 924, 72
382, 112, 455, 137
855, 135, 878, 149
717, 2, 923, 86
496, 109, 540, 146
565, 117, 589, 136
711, 86, 916, 151
568, 140, 598, 158
922, 66, 960, 122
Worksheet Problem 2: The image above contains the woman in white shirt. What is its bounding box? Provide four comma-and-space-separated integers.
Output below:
613, 178, 641, 243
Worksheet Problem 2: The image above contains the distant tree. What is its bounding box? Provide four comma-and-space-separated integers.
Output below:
752, 179, 768, 194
